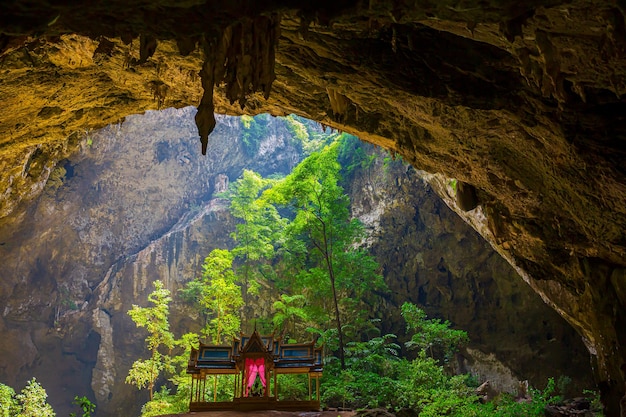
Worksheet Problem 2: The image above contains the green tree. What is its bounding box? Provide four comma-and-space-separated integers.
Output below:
191, 249, 244, 401
69, 396, 95, 417
401, 302, 469, 361
14, 378, 55, 417
197, 249, 243, 344
227, 170, 284, 325
126, 281, 175, 400
263, 142, 385, 368
272, 294, 308, 339
137, 332, 201, 417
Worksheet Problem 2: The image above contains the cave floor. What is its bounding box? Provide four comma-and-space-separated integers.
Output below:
159, 410, 356, 417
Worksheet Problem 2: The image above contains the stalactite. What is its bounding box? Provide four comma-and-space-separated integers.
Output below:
138, 34, 157, 64
195, 14, 280, 154
195, 40, 216, 155
326, 87, 351, 121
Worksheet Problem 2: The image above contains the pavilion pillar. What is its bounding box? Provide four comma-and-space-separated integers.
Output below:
316, 375, 320, 400
189, 376, 195, 405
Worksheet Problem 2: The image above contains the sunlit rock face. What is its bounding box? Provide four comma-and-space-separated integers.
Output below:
0, 0, 625, 414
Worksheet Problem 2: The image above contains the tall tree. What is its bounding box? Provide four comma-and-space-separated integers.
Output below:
196, 249, 244, 401
198, 249, 243, 344
227, 170, 284, 326
126, 281, 175, 400
262, 142, 385, 368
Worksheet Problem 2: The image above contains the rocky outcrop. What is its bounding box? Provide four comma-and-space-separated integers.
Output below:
1, 0, 625, 414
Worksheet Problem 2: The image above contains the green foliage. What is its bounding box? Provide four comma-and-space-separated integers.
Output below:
284, 114, 340, 155
240, 115, 253, 129
227, 170, 285, 304
556, 375, 571, 397
197, 249, 243, 344
128, 281, 175, 353
401, 302, 469, 361
457, 378, 561, 417
138, 332, 201, 417
398, 351, 477, 416
276, 375, 308, 401
143, 373, 236, 414
321, 329, 565, 417
14, 378, 55, 417
322, 348, 404, 410
240, 114, 271, 156
261, 141, 386, 367
449, 179, 458, 192
320, 310, 468, 412
0, 383, 17, 417
319, 309, 569, 417
583, 389, 604, 415
272, 294, 308, 337
140, 386, 189, 417
126, 359, 165, 392
126, 281, 175, 400
337, 133, 376, 176
382, 150, 404, 173
284, 115, 309, 144
228, 170, 282, 260
68, 396, 95, 417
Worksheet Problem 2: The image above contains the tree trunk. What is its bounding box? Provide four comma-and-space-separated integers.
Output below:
330, 273, 345, 368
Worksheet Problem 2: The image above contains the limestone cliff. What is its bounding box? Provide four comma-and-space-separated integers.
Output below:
0, 0, 625, 414
345, 144, 593, 394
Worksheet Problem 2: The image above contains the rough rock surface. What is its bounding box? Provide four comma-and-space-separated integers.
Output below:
0, 0, 625, 414
346, 146, 592, 395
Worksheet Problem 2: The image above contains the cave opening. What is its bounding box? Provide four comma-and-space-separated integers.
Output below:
1, 1, 626, 414
0, 107, 597, 417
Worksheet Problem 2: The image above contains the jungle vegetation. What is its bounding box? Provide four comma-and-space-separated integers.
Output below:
123, 118, 596, 417
0, 116, 598, 417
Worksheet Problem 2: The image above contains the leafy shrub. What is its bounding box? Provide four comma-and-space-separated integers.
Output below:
69, 396, 95, 417
14, 378, 55, 417
0, 384, 17, 417
276, 375, 308, 401
401, 302, 469, 362
140, 386, 188, 417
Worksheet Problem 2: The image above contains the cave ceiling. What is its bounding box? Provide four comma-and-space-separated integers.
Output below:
1, 0, 625, 413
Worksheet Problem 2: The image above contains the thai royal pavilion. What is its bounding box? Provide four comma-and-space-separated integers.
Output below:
186, 330, 323, 411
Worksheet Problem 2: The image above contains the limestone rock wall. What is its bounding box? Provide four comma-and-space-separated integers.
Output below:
345, 145, 593, 394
